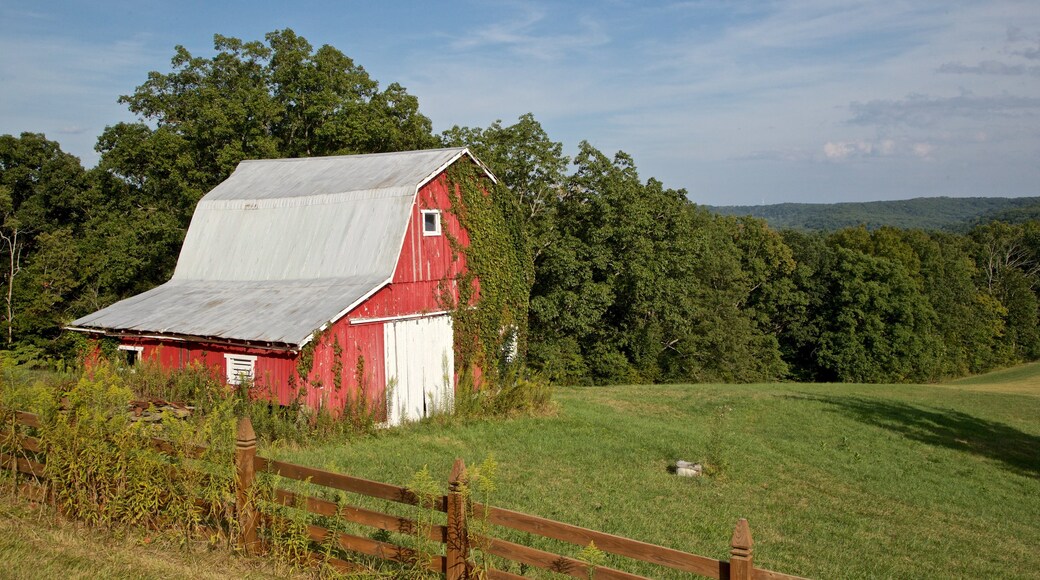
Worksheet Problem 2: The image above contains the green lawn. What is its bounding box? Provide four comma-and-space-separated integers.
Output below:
265, 364, 1040, 579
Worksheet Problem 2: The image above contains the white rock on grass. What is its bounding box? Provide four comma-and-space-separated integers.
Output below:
675, 460, 703, 477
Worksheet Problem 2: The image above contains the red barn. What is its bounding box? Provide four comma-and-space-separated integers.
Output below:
69, 148, 494, 425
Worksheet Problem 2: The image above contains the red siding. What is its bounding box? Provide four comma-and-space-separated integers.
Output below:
125, 337, 297, 402
119, 165, 482, 418
289, 170, 469, 418
350, 172, 471, 320
296, 321, 387, 418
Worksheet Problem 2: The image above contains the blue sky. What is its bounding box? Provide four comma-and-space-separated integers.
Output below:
1, 1, 1038, 205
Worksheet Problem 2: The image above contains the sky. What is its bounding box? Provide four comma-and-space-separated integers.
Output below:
1, 0, 1038, 206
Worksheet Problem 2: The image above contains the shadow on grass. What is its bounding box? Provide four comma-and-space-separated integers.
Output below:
794, 394, 1040, 478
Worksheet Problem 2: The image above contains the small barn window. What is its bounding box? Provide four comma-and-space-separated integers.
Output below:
118, 345, 143, 367
224, 354, 257, 385
422, 210, 441, 236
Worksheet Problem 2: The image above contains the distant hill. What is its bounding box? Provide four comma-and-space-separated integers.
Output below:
708, 196, 1040, 231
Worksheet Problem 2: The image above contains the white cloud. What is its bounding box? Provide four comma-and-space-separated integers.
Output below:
1005, 26, 1040, 59
912, 142, 935, 158
849, 93, 1040, 128
447, 4, 609, 61
824, 140, 873, 160
821, 138, 930, 162
938, 60, 1040, 76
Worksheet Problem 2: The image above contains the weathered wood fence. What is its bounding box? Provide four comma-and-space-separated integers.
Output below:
2, 411, 807, 579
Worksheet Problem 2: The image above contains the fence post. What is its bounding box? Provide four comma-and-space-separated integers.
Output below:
235, 416, 258, 554
446, 457, 470, 579
729, 518, 754, 580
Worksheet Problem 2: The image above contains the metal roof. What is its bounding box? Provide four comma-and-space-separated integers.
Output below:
70, 147, 489, 348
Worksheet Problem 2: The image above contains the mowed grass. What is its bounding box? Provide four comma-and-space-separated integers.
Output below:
947, 360, 1040, 394
268, 363, 1040, 579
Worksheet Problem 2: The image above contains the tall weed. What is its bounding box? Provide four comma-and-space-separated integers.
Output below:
452, 367, 554, 421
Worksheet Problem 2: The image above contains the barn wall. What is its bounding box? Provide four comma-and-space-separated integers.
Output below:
292, 171, 470, 419
296, 321, 387, 420
350, 172, 471, 320
123, 338, 296, 403
116, 167, 483, 420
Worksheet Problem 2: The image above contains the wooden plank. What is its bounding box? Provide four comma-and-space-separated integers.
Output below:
18, 435, 41, 453
475, 534, 649, 580
260, 457, 446, 510
236, 416, 259, 554
0, 433, 42, 453
270, 488, 447, 543
252, 519, 366, 575
474, 503, 724, 578
0, 451, 45, 477
15, 411, 40, 428
446, 457, 469, 580
294, 519, 446, 573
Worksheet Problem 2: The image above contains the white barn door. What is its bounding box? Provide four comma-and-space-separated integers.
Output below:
384, 315, 454, 426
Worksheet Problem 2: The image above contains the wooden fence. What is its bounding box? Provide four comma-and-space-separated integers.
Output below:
2, 412, 807, 580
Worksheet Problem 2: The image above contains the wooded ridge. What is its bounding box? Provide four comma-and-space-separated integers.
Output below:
710, 196, 1040, 232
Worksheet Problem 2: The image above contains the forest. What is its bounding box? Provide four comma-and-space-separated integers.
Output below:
2, 30, 1039, 385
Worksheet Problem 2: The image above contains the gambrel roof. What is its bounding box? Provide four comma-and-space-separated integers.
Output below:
69, 147, 493, 348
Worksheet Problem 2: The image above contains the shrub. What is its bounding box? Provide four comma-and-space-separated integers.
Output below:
452, 368, 554, 421
1, 362, 239, 538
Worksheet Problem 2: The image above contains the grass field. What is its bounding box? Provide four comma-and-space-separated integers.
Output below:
3, 363, 1039, 578
267, 363, 1040, 579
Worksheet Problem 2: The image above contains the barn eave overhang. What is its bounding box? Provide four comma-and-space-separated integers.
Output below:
64, 325, 300, 354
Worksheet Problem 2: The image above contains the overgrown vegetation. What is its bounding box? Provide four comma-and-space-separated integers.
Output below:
0, 491, 294, 579
0, 359, 477, 577
445, 117, 1040, 385
1, 362, 239, 546
443, 160, 535, 398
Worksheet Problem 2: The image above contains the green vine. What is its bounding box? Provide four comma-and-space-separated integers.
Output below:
295, 329, 323, 384
443, 162, 533, 388
331, 337, 344, 392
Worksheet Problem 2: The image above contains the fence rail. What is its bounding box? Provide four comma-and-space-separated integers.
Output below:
2, 411, 808, 580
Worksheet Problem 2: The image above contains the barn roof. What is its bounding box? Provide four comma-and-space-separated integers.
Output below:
69, 147, 492, 348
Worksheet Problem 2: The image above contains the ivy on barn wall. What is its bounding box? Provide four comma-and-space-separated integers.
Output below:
444, 161, 533, 386
289, 159, 533, 405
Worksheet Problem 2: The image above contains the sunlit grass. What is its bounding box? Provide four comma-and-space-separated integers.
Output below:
947, 361, 1040, 394
270, 373, 1040, 579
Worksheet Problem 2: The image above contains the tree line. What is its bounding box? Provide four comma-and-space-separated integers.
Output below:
711, 196, 1040, 232
2, 30, 1038, 384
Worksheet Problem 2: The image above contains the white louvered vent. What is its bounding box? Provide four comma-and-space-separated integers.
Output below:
224, 354, 257, 385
